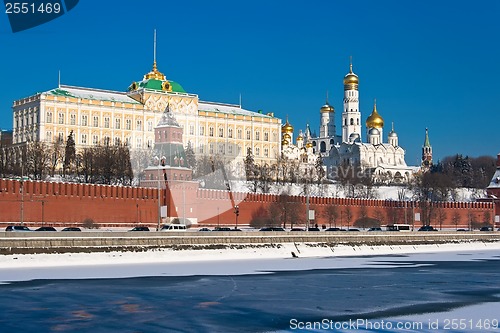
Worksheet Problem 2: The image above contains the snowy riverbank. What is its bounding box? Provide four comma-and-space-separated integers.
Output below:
1, 241, 500, 283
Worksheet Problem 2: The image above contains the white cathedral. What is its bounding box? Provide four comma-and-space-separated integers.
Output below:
282, 61, 417, 183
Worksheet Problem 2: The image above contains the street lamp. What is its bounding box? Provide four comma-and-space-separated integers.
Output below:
155, 156, 166, 231
234, 205, 239, 229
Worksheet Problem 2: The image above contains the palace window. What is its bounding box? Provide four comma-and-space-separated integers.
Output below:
70, 114, 76, 125
81, 115, 88, 126
104, 117, 110, 128
255, 147, 260, 156
93, 116, 99, 127
199, 126, 205, 136
81, 134, 87, 145
246, 130, 251, 140
237, 129, 242, 139
115, 118, 121, 129
46, 112, 52, 123
189, 124, 194, 135
264, 132, 269, 141
218, 127, 224, 137
209, 143, 214, 154
228, 128, 233, 138
46, 131, 52, 142
148, 121, 153, 132
136, 120, 142, 131
125, 119, 131, 130
93, 135, 99, 145
209, 126, 214, 137
264, 148, 269, 157
255, 131, 260, 141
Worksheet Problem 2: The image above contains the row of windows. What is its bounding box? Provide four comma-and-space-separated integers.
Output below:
44, 131, 153, 149
202, 126, 275, 141
45, 112, 154, 131
344, 118, 360, 126
204, 143, 272, 157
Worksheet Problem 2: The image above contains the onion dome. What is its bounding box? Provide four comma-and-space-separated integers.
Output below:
343, 60, 359, 90
283, 133, 291, 140
296, 134, 304, 141
282, 139, 289, 146
320, 102, 335, 113
388, 122, 398, 138
368, 128, 380, 136
366, 100, 384, 129
349, 133, 361, 142
281, 117, 294, 134
306, 141, 313, 149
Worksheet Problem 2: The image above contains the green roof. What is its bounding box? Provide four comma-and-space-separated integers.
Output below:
135, 79, 186, 93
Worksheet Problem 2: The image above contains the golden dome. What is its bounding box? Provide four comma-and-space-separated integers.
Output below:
282, 139, 289, 145
144, 61, 166, 81
306, 141, 313, 148
320, 103, 334, 113
296, 135, 303, 141
281, 118, 294, 133
343, 60, 359, 88
283, 133, 291, 140
366, 100, 384, 129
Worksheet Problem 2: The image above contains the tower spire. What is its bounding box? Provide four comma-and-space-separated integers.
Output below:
144, 29, 166, 81
349, 55, 353, 73
424, 127, 431, 147
153, 29, 157, 71
326, 90, 329, 104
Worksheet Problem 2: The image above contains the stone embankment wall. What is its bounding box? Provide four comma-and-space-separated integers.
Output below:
1, 232, 499, 255
0, 178, 496, 229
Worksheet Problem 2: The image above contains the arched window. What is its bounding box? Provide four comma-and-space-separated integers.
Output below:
350, 118, 354, 125
320, 141, 326, 153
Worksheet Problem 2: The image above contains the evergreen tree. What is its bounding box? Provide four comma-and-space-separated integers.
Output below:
63, 130, 76, 175
185, 141, 197, 170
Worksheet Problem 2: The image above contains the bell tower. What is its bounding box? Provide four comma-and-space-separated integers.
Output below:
342, 58, 361, 143
422, 128, 433, 169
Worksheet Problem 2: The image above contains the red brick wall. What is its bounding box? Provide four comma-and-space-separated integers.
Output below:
0, 179, 496, 229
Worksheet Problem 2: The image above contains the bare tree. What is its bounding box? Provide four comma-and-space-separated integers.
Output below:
452, 212, 461, 230
322, 205, 339, 228
435, 207, 447, 230
26, 141, 51, 180
343, 206, 354, 230
374, 209, 385, 226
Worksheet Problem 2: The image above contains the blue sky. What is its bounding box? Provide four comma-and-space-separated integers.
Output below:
1, 0, 499, 164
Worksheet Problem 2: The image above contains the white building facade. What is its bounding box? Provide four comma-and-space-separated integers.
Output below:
11, 61, 282, 175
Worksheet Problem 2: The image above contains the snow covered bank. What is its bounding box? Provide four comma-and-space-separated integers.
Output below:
0, 241, 499, 283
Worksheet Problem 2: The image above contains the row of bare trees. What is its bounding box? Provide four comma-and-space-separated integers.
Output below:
0, 133, 134, 185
